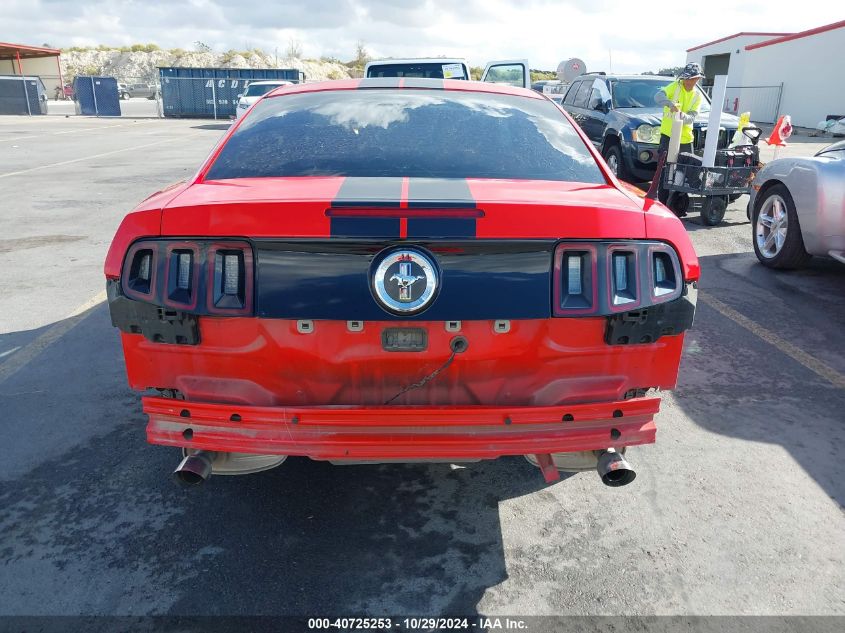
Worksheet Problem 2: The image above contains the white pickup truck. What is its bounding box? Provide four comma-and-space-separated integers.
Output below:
364, 58, 531, 89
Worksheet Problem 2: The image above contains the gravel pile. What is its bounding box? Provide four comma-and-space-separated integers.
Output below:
60, 49, 352, 83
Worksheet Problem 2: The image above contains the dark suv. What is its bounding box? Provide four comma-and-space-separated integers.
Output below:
560, 74, 739, 182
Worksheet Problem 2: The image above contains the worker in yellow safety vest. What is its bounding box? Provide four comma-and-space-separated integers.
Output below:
654, 62, 705, 157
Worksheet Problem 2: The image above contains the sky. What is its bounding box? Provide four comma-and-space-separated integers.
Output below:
2, 0, 840, 73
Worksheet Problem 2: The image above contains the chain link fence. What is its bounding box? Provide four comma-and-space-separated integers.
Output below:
116, 76, 160, 101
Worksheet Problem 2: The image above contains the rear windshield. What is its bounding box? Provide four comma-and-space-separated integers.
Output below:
244, 83, 285, 97
367, 63, 466, 79
205, 89, 605, 183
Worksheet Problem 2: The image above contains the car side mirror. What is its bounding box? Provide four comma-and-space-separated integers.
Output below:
593, 101, 607, 113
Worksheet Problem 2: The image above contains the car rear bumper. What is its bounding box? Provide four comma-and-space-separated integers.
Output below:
144, 395, 659, 460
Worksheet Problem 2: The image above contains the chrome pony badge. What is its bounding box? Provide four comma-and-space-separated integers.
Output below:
373, 249, 438, 314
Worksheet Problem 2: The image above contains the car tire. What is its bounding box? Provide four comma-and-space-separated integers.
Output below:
120, 92, 129, 100
701, 196, 727, 226
752, 184, 811, 269
669, 192, 689, 217
602, 144, 629, 181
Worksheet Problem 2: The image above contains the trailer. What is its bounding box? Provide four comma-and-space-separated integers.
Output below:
648, 126, 764, 226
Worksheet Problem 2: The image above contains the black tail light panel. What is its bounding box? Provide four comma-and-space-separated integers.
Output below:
119, 239, 254, 316
553, 241, 684, 317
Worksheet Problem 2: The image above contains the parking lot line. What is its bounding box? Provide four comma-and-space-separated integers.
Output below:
0, 290, 107, 385
0, 122, 130, 143
0, 135, 197, 179
700, 292, 845, 390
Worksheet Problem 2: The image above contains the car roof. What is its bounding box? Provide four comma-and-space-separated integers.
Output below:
366, 58, 467, 66
591, 74, 675, 81
266, 77, 543, 100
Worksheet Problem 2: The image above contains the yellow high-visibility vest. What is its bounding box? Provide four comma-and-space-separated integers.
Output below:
659, 81, 701, 144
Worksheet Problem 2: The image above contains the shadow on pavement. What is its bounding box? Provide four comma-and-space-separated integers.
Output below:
191, 123, 232, 131
0, 303, 558, 616
673, 251, 845, 506
682, 217, 750, 230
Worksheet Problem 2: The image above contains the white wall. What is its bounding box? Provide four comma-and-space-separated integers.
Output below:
741, 26, 845, 127
21, 56, 63, 95
685, 34, 784, 87
0, 56, 62, 94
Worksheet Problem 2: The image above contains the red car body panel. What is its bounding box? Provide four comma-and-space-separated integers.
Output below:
119, 317, 685, 407
144, 395, 659, 460
105, 81, 699, 471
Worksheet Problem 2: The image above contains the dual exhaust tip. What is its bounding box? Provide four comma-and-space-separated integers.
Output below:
596, 448, 636, 487
175, 448, 637, 487
174, 450, 215, 486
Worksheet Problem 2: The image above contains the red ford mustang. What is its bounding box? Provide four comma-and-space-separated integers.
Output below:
105, 78, 699, 487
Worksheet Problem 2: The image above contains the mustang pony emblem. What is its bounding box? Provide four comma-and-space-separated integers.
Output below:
372, 249, 438, 314
390, 263, 424, 301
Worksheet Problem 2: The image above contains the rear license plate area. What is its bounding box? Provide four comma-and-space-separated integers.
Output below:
381, 328, 428, 352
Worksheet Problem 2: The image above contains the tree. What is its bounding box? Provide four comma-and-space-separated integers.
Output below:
286, 38, 303, 59
353, 40, 370, 67
657, 66, 684, 77
194, 41, 212, 53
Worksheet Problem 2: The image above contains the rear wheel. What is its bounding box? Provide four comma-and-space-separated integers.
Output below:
669, 192, 689, 217
752, 184, 811, 269
701, 196, 727, 226
602, 143, 629, 181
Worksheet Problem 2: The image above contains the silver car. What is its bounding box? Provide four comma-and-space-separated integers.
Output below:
748, 140, 845, 269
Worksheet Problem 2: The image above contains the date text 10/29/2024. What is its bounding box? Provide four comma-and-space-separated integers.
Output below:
307, 617, 529, 630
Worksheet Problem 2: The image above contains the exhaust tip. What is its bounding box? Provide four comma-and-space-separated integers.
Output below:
597, 448, 636, 487
174, 451, 215, 486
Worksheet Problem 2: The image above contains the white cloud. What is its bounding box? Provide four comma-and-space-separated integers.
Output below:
0, 0, 835, 73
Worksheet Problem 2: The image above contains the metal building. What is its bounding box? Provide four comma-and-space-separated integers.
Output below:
685, 20, 845, 127
0, 42, 64, 99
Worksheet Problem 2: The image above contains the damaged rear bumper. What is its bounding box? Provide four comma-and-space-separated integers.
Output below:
144, 395, 660, 461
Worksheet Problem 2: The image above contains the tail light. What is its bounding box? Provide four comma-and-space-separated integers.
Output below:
123, 243, 157, 301
553, 245, 597, 315
607, 247, 639, 310
120, 239, 254, 316
649, 246, 682, 302
553, 241, 683, 317
164, 242, 200, 310
207, 242, 254, 315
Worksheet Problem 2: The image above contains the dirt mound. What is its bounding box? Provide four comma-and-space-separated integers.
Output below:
61, 49, 352, 83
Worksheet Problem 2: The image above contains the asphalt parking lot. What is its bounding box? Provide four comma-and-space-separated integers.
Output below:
0, 115, 843, 623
